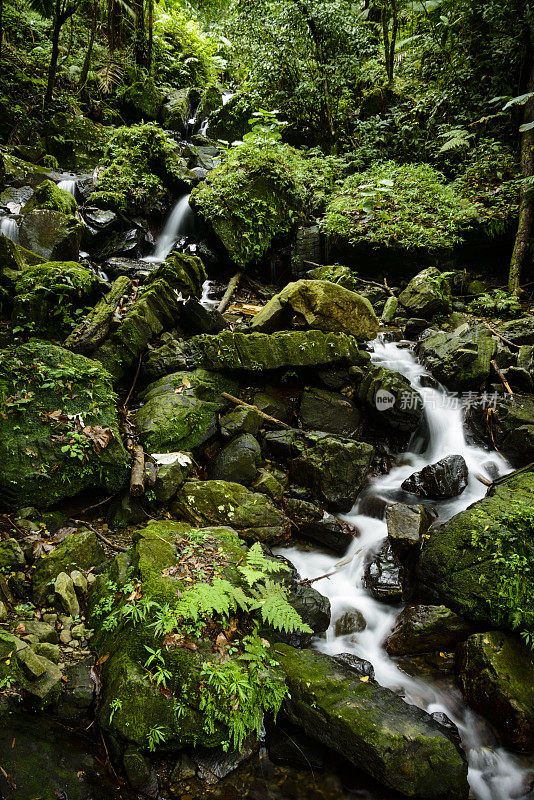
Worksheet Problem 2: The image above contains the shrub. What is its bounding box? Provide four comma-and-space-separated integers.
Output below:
154, 8, 216, 88
322, 161, 478, 252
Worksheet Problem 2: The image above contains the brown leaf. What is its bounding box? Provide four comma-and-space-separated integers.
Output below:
97, 653, 110, 666
82, 426, 114, 453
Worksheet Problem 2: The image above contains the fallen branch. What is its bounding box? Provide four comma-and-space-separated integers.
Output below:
69, 519, 128, 552
75, 494, 116, 516
481, 321, 520, 350
129, 444, 145, 497
218, 272, 242, 314
302, 261, 396, 296
490, 359, 514, 395
221, 392, 292, 430
473, 472, 493, 487
123, 353, 143, 409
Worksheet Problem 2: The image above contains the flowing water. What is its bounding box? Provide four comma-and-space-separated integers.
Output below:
144, 194, 196, 263
0, 215, 19, 242
200, 279, 218, 309
278, 338, 533, 800
57, 177, 77, 195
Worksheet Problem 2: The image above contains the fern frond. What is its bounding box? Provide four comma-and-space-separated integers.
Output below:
238, 542, 289, 587
250, 579, 313, 634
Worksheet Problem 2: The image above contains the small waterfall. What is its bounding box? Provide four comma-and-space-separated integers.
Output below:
57, 178, 77, 196
144, 195, 196, 264
0, 216, 19, 243
200, 280, 218, 310
222, 90, 234, 106
278, 338, 533, 800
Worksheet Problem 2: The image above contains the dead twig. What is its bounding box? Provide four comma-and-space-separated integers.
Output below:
218, 272, 242, 314
123, 354, 143, 409
69, 519, 127, 553
490, 359, 514, 395
221, 392, 292, 430
481, 321, 520, 350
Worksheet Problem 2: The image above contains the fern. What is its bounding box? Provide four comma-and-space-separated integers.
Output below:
249, 579, 313, 634
438, 127, 473, 153
238, 542, 289, 587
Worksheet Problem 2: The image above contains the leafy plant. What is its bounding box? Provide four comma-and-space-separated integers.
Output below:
469, 289, 522, 319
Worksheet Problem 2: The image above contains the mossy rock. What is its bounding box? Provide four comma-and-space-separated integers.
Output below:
398, 267, 451, 318
417, 325, 496, 391
144, 329, 366, 381
33, 529, 106, 603
18, 210, 83, 261
172, 480, 292, 544
358, 364, 424, 432
22, 179, 77, 216
118, 77, 164, 122
467, 394, 534, 467
12, 261, 101, 338
0, 341, 130, 508
308, 264, 361, 292
196, 85, 223, 123
135, 369, 238, 452
45, 112, 110, 171
250, 279, 379, 341
161, 88, 192, 136
146, 252, 207, 299
277, 644, 469, 799
417, 469, 534, 634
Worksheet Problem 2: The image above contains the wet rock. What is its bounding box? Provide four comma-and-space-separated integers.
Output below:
467, 394, 534, 467
172, 479, 292, 544
33, 530, 105, 603
153, 451, 194, 503
251, 469, 285, 503
22, 178, 77, 215
399, 267, 451, 318
56, 658, 95, 722
104, 256, 153, 281
170, 752, 196, 785
220, 406, 263, 439
358, 364, 423, 432
456, 631, 534, 751
194, 739, 257, 784
267, 722, 326, 769
250, 279, 379, 341
135, 369, 237, 453
180, 296, 227, 335
364, 540, 403, 603
144, 329, 367, 381
382, 295, 398, 323
162, 88, 193, 136
264, 430, 373, 512
385, 605, 475, 655
404, 317, 429, 339
334, 652, 375, 680
401, 455, 468, 499
277, 645, 469, 799
54, 572, 80, 617
334, 609, 367, 636
19, 209, 83, 260
207, 433, 261, 485
123, 747, 159, 797
299, 386, 361, 438
417, 325, 495, 390
386, 503, 435, 558
252, 386, 294, 423
417, 469, 534, 631
283, 498, 354, 553
272, 579, 331, 648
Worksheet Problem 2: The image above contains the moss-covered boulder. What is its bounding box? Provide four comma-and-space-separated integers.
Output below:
299, 386, 361, 438
18, 210, 83, 261
417, 469, 534, 636
264, 430, 374, 512
44, 112, 110, 171
92, 278, 183, 382
385, 604, 475, 655
417, 325, 496, 390
456, 631, 534, 751
190, 144, 305, 267
32, 529, 105, 603
144, 329, 366, 381
277, 645, 469, 799
250, 280, 379, 341
146, 251, 207, 299
398, 268, 451, 318
135, 369, 238, 452
65, 275, 132, 354
0, 341, 130, 508
161, 88, 192, 136
0, 631, 62, 707
22, 179, 77, 216
172, 480, 292, 544
12, 261, 101, 338
358, 364, 424, 431
118, 77, 164, 122
467, 394, 534, 467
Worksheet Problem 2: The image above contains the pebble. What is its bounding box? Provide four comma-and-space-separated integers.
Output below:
60, 629, 72, 645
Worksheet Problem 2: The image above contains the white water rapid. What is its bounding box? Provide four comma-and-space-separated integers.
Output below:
0, 216, 19, 242
57, 178, 77, 196
200, 279, 218, 310
144, 194, 196, 264
278, 338, 533, 800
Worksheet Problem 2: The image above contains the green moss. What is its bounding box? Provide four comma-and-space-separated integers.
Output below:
22, 179, 77, 216
117, 77, 164, 122
146, 252, 207, 298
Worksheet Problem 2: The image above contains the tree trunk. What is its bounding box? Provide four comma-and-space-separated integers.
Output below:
134, 0, 145, 68
78, 0, 98, 90
509, 26, 534, 296
0, 0, 4, 64
147, 0, 153, 70
45, 1, 62, 106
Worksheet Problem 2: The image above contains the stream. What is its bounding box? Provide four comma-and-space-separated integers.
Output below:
278, 338, 533, 800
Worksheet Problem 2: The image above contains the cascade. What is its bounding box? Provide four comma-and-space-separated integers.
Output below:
0, 216, 19, 243
57, 178, 77, 196
144, 194, 196, 264
278, 338, 533, 800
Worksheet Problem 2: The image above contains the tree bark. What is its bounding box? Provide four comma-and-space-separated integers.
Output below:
45, 0, 62, 106
134, 0, 146, 68
78, 0, 98, 90
0, 0, 4, 64
509, 24, 534, 296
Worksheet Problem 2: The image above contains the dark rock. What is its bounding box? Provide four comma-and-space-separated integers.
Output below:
283, 497, 355, 553
386, 503, 436, 558
334, 609, 367, 636
404, 318, 429, 339
399, 267, 451, 318
358, 364, 424, 432
364, 540, 403, 603
401, 455, 468, 499
456, 631, 534, 752
103, 256, 153, 281
220, 406, 263, 439
264, 430, 374, 512
267, 722, 326, 770
299, 386, 361, 438
417, 325, 495, 390
207, 433, 261, 486
275, 580, 331, 648
123, 746, 159, 797
334, 652, 375, 680
467, 394, 534, 467
180, 297, 227, 335
277, 645, 469, 799
385, 605, 475, 655
56, 658, 95, 721
194, 738, 257, 784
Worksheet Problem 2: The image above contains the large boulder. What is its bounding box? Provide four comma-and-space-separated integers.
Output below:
401, 455, 468, 499
386, 604, 475, 655
0, 341, 130, 508
264, 430, 374, 512
172, 480, 291, 544
146, 251, 207, 299
456, 631, 534, 751
21, 179, 77, 216
277, 645, 469, 799
417, 469, 534, 633
135, 369, 238, 452
417, 325, 496, 390
249, 280, 379, 341
207, 433, 261, 485
467, 394, 534, 467
18, 210, 83, 261
144, 329, 367, 381
299, 386, 361, 438
398, 267, 451, 318
358, 364, 424, 432
386, 503, 435, 559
